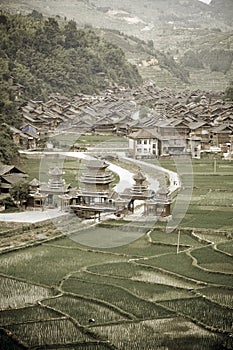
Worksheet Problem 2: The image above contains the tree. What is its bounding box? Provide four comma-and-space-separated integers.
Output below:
10, 182, 30, 207
147, 39, 154, 50
181, 49, 204, 69
0, 125, 19, 164
64, 20, 78, 48
225, 81, 233, 101
27, 10, 43, 20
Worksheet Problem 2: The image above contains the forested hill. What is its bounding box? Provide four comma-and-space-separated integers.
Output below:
0, 11, 142, 125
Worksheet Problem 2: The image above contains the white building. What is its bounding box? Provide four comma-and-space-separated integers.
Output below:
128, 128, 187, 159
128, 129, 159, 159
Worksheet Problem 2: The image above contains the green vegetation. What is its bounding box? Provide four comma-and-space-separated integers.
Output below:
159, 297, 233, 332
181, 48, 233, 74
0, 244, 126, 285
191, 246, 233, 273
197, 286, 233, 308
0, 125, 19, 164
10, 182, 30, 207
3, 0, 232, 91
0, 306, 60, 326
0, 11, 141, 128
94, 318, 225, 350
0, 219, 232, 348
43, 295, 126, 326
62, 278, 173, 319
0, 276, 53, 309
156, 158, 233, 231
140, 252, 233, 287
225, 80, 233, 101
71, 272, 192, 302
6, 319, 92, 346
217, 241, 233, 255
150, 229, 205, 248
179, 207, 233, 230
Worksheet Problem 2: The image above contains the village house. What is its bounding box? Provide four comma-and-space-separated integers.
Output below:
210, 124, 233, 148
128, 119, 188, 159
0, 164, 28, 195
128, 129, 159, 159
187, 120, 211, 150
4, 124, 39, 150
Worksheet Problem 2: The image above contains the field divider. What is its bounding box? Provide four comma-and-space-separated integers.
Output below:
134, 261, 208, 287
0, 272, 54, 289
186, 249, 233, 276
192, 291, 233, 311
214, 243, 233, 258
44, 242, 133, 258
2, 316, 68, 328
55, 290, 136, 321
38, 299, 119, 347
29, 340, 118, 350
157, 300, 233, 337
88, 315, 177, 328
63, 277, 175, 320
81, 267, 193, 292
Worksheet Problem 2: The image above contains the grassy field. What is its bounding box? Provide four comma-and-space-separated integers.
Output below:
20, 155, 81, 186
20, 153, 119, 188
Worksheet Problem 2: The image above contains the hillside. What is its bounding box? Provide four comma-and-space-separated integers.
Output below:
1, 0, 232, 34
210, 0, 233, 26
0, 11, 141, 120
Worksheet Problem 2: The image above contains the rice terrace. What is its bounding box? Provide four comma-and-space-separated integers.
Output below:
0, 153, 233, 350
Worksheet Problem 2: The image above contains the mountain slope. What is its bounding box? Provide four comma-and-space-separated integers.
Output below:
210, 0, 233, 26
0, 11, 142, 129
0, 12, 141, 98
1, 0, 231, 35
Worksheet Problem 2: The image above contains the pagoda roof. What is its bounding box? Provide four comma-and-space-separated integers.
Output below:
133, 168, 146, 182
29, 178, 40, 186
157, 186, 169, 196
84, 159, 109, 169
49, 167, 64, 176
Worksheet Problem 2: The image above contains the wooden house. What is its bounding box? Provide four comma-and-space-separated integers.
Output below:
0, 164, 28, 194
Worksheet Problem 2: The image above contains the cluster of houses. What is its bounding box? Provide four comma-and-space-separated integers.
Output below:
1, 81, 232, 217
7, 82, 233, 158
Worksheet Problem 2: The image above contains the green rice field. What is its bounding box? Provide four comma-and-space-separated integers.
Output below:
0, 157, 232, 349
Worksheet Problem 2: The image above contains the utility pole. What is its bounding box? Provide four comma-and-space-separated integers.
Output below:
214, 157, 217, 174
177, 230, 180, 254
